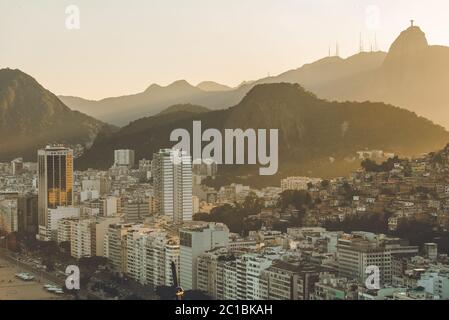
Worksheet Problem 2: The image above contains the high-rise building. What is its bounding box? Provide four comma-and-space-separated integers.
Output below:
37, 145, 74, 241
11, 158, 23, 175
71, 218, 96, 259
104, 223, 136, 274
57, 217, 94, 258
337, 232, 391, 286
17, 194, 38, 234
47, 207, 80, 241
114, 149, 135, 168
94, 216, 121, 257
236, 253, 274, 300
0, 193, 38, 235
197, 247, 238, 300
99, 196, 119, 217
152, 149, 193, 224
126, 227, 180, 287
264, 261, 320, 300
0, 193, 19, 234
179, 222, 229, 290
423, 243, 438, 260
123, 199, 150, 223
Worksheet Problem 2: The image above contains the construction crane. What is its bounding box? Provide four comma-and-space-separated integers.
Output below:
171, 261, 184, 300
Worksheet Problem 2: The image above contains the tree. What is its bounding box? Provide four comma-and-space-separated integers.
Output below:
321, 180, 330, 189
194, 193, 265, 234
361, 157, 398, 172
279, 190, 312, 211
242, 192, 264, 213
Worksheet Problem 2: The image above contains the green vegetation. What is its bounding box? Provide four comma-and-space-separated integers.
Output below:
361, 157, 399, 172
194, 192, 264, 234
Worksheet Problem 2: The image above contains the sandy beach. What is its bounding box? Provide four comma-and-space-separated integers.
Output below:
0, 256, 66, 300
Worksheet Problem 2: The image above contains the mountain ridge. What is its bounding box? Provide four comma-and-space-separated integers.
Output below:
59, 51, 387, 126
78, 83, 449, 181
0, 68, 111, 161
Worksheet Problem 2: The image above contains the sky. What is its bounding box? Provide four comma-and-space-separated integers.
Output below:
1, 0, 449, 100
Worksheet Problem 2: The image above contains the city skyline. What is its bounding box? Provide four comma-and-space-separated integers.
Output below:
2, 1, 449, 304
2, 0, 449, 99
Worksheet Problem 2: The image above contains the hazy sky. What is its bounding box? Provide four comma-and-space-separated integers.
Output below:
2, 0, 449, 100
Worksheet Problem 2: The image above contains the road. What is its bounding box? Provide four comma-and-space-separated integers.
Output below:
0, 249, 64, 286
0, 249, 104, 299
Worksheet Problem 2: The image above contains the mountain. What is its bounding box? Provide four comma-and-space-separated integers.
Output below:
157, 104, 210, 116
60, 51, 386, 126
61, 25, 449, 129
197, 81, 231, 92
316, 25, 449, 128
59, 80, 205, 126
0, 68, 110, 161
78, 83, 449, 181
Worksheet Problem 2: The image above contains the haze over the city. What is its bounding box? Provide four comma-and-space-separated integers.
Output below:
2, 0, 449, 100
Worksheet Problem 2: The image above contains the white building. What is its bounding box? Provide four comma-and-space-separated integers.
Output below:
57, 217, 95, 259
179, 222, 229, 290
423, 243, 438, 260
114, 149, 135, 168
152, 149, 193, 223
281, 176, 322, 192
197, 247, 238, 300
94, 216, 121, 257
57, 217, 76, 243
126, 227, 180, 287
417, 271, 449, 299
104, 223, 138, 274
99, 196, 119, 217
71, 219, 95, 259
80, 190, 100, 202
337, 232, 392, 286
236, 252, 278, 300
46, 207, 79, 241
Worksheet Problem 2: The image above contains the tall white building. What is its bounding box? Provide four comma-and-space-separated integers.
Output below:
105, 223, 137, 274
71, 219, 95, 259
114, 149, 135, 168
47, 207, 79, 241
57, 217, 95, 259
99, 196, 119, 217
179, 222, 229, 290
152, 149, 193, 224
94, 216, 121, 257
236, 253, 275, 300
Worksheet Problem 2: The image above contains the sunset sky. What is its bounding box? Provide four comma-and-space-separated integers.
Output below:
1, 0, 449, 100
